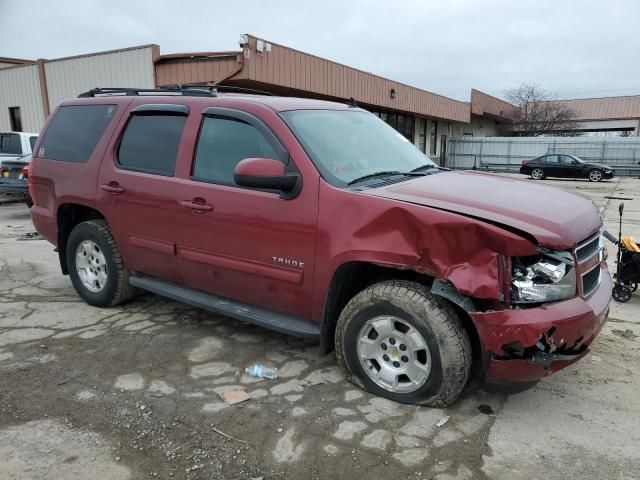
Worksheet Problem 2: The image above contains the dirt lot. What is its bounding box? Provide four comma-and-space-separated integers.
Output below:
1, 175, 639, 480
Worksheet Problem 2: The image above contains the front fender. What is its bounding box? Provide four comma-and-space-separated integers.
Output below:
312, 184, 538, 322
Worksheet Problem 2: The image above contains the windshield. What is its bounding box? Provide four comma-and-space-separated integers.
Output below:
281, 110, 437, 187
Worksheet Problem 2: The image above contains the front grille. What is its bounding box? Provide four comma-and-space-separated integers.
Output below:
581, 264, 601, 297
576, 233, 601, 263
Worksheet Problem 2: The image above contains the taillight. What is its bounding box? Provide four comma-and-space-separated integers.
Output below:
521, 160, 528, 165
28, 163, 36, 205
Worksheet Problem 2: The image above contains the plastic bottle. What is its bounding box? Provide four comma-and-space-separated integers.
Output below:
245, 362, 279, 379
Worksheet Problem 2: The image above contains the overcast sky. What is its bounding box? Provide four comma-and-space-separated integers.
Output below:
1, 0, 639, 101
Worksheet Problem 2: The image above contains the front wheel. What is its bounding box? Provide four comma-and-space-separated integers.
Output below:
531, 168, 545, 180
588, 169, 603, 182
335, 280, 471, 406
66, 220, 134, 307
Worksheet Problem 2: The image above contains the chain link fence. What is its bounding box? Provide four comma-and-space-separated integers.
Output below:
448, 137, 640, 175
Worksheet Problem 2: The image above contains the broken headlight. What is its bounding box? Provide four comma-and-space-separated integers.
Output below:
511, 255, 576, 304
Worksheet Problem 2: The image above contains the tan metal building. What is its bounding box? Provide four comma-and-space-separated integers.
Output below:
1, 33, 637, 161
154, 35, 478, 161
0, 45, 158, 133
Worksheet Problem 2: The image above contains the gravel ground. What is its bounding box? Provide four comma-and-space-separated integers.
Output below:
0, 175, 639, 480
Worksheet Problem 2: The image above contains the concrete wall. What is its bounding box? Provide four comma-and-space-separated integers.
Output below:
0, 65, 45, 133
44, 46, 156, 111
573, 119, 640, 135
467, 115, 501, 137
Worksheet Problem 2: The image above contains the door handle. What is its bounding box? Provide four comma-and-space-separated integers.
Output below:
181, 199, 213, 212
100, 183, 124, 194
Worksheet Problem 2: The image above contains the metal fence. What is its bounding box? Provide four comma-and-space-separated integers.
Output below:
448, 137, 640, 176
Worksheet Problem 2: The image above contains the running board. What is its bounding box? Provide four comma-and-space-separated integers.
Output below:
129, 274, 320, 339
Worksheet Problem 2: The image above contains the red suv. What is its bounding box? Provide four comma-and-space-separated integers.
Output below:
29, 87, 611, 405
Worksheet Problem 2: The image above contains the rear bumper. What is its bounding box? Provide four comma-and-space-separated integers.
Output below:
0, 179, 29, 195
471, 264, 611, 383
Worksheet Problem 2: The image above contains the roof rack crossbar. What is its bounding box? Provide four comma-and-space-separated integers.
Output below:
79, 84, 275, 99
78, 87, 217, 98
163, 83, 276, 96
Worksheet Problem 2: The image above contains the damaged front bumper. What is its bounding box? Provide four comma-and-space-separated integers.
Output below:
471, 264, 611, 383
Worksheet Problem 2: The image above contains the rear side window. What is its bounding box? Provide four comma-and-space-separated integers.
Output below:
193, 116, 279, 185
117, 114, 186, 176
39, 105, 117, 163
0, 133, 21, 154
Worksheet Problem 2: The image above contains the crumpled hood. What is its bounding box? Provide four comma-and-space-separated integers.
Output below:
365, 170, 601, 249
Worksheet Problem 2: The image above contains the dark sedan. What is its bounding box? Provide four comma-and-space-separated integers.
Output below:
0, 154, 32, 206
520, 154, 614, 182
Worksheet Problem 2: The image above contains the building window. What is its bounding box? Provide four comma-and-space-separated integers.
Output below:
397, 115, 405, 138
386, 113, 397, 130
372, 109, 415, 143
418, 118, 427, 153
9, 107, 22, 132
429, 121, 437, 155
403, 115, 415, 143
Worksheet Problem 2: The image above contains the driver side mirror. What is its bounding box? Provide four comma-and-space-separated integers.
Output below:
234, 157, 300, 197
572, 159, 579, 164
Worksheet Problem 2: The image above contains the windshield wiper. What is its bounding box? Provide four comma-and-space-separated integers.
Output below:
347, 171, 404, 186
411, 164, 448, 173
347, 171, 424, 186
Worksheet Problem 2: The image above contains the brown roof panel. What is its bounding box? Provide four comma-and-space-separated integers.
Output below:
470, 89, 516, 119
553, 95, 640, 121
233, 35, 470, 123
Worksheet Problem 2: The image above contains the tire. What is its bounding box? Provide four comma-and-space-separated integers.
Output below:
335, 280, 471, 406
612, 284, 632, 303
531, 168, 545, 180
66, 219, 134, 307
588, 169, 603, 182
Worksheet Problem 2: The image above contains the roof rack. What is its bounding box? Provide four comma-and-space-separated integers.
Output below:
164, 83, 276, 96
79, 84, 275, 98
78, 87, 216, 98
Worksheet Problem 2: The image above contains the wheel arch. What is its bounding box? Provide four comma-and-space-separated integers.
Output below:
56, 203, 106, 274
319, 261, 484, 372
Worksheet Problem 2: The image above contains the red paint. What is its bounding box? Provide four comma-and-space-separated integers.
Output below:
30, 94, 611, 386
234, 157, 285, 177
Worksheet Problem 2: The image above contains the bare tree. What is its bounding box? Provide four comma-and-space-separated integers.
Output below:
504, 83, 578, 136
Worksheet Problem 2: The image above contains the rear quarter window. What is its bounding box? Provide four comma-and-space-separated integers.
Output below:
38, 105, 117, 163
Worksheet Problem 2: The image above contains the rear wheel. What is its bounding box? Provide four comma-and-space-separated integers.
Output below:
531, 168, 545, 180
66, 220, 134, 307
335, 280, 471, 406
588, 169, 603, 182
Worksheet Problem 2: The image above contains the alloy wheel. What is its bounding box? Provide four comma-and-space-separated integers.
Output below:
589, 170, 603, 182
75, 240, 108, 292
356, 315, 432, 393
531, 168, 544, 180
